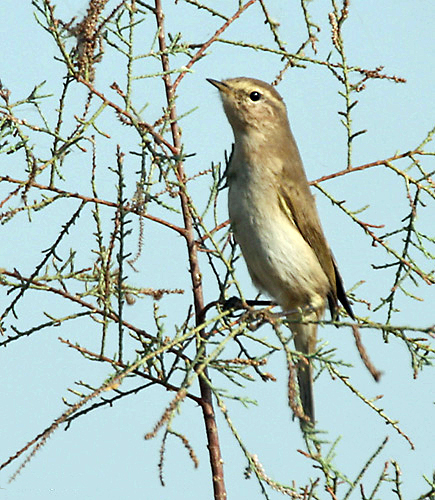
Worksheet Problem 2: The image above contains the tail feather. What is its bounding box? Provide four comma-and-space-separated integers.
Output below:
291, 320, 318, 425
296, 359, 315, 424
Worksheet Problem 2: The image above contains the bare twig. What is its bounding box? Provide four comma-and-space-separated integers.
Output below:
352, 325, 383, 381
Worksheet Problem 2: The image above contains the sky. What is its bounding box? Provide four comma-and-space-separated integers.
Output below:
0, 1, 434, 499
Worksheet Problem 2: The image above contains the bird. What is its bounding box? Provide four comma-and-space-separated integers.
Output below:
207, 77, 354, 425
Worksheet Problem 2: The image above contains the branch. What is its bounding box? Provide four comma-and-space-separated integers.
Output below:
0, 175, 186, 236
153, 1, 228, 498
311, 150, 425, 185
172, 0, 258, 92
59, 337, 203, 406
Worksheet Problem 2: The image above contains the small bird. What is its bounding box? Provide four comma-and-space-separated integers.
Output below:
207, 77, 354, 425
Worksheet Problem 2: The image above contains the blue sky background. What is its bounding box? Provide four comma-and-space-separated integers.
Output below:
1, 1, 434, 499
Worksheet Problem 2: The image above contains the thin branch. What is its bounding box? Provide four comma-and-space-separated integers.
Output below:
311, 150, 425, 185
172, 0, 258, 92
153, 0, 229, 497
0, 175, 186, 236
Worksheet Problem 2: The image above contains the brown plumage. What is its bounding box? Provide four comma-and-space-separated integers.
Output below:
208, 77, 354, 424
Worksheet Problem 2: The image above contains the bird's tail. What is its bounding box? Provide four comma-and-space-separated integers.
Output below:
291, 320, 318, 426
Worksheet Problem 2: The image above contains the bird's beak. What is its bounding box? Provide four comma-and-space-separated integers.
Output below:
207, 78, 231, 95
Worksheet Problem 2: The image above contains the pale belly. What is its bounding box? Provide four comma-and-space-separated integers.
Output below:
228, 182, 329, 311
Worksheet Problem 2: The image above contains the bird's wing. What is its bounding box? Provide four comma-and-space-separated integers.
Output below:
277, 178, 336, 291
277, 173, 354, 319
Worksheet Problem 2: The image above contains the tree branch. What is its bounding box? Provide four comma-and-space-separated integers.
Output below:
153, 1, 227, 498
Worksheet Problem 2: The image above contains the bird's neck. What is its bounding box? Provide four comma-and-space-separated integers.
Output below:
228, 129, 279, 184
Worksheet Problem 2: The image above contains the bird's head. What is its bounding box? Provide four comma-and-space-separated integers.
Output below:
207, 77, 289, 137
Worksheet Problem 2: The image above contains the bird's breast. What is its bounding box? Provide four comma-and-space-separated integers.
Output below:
227, 163, 329, 310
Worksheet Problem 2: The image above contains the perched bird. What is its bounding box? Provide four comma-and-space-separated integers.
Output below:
207, 77, 354, 425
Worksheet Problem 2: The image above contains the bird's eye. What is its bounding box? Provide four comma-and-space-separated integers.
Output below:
249, 91, 262, 101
